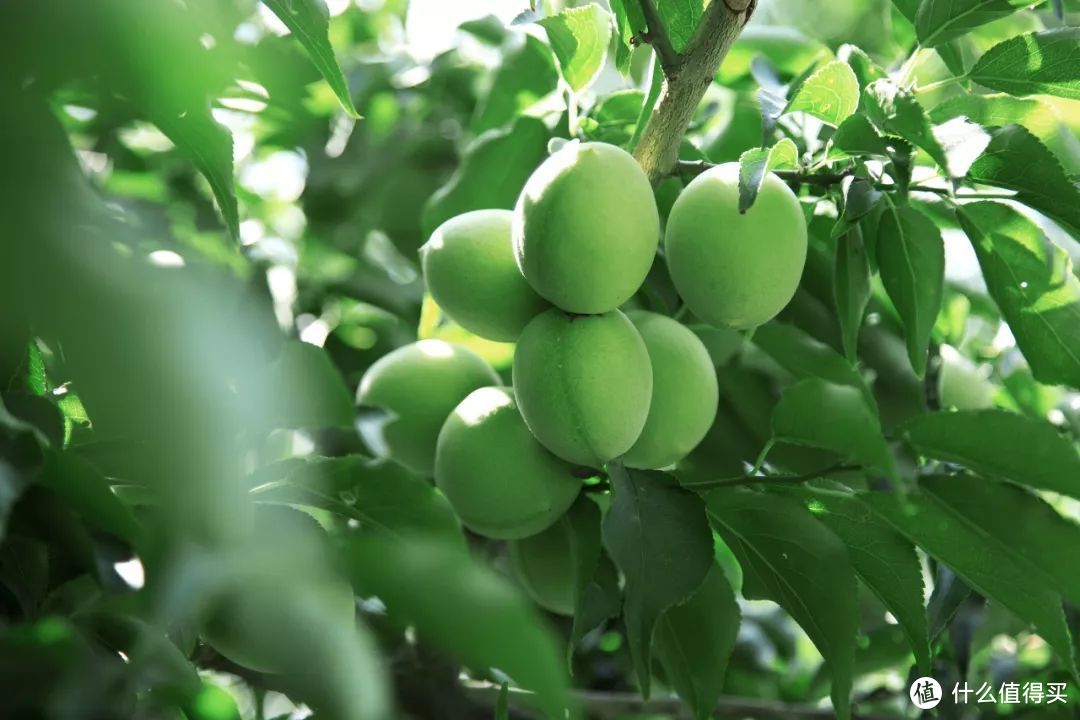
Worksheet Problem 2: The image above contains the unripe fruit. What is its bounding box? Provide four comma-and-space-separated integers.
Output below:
622, 311, 719, 469
508, 515, 577, 615
435, 386, 581, 539
420, 210, 549, 342
665, 162, 807, 329
357, 340, 499, 476
513, 142, 660, 314
513, 309, 652, 467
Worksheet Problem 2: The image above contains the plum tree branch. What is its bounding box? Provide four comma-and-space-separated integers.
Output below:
673, 161, 1015, 200
633, 0, 756, 184
679, 463, 864, 490
461, 680, 896, 719
635, 0, 679, 71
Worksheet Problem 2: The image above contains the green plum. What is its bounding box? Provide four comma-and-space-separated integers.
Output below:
357, 340, 499, 476
513, 309, 652, 467
508, 514, 577, 616
420, 209, 549, 342
622, 311, 718, 469
513, 141, 660, 314
435, 386, 581, 539
665, 162, 807, 329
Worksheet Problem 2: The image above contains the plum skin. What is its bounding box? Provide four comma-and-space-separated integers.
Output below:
435, 386, 581, 540
513, 142, 660, 315
622, 311, 719, 469
421, 209, 549, 342
665, 162, 807, 330
356, 340, 499, 476
512, 308, 652, 468
508, 515, 578, 616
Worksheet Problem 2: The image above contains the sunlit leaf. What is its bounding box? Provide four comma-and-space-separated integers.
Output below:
737, 138, 798, 212
901, 409, 1080, 498
538, 4, 613, 91
958, 201, 1080, 387
784, 60, 860, 127
915, 0, 1030, 47
261, 0, 360, 117
968, 124, 1080, 237
970, 28, 1080, 100
876, 203, 944, 377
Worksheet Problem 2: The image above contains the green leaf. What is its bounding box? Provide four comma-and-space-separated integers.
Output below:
958, 201, 1080, 387
862, 489, 1078, 676
250, 456, 463, 543
915, 0, 1031, 47
342, 535, 570, 718
834, 226, 873, 362
607, 0, 646, 73
569, 553, 621, 665
771, 379, 895, 477
737, 138, 798, 212
538, 4, 613, 92
706, 488, 857, 720
152, 110, 239, 241
794, 487, 931, 674
39, 452, 140, 547
422, 116, 550, 237
473, 35, 558, 134
968, 124, 1080, 237
838, 44, 888, 90
602, 466, 713, 697
862, 80, 950, 174
0, 398, 46, 541
828, 115, 892, 159
876, 204, 944, 377
654, 566, 740, 720
784, 60, 860, 127
930, 94, 1061, 142
657, 0, 705, 53
268, 341, 354, 429
921, 474, 1080, 608
891, 0, 920, 22
901, 409, 1080, 498
970, 28, 1080, 100
261, 0, 360, 117
564, 495, 622, 666
752, 322, 873, 408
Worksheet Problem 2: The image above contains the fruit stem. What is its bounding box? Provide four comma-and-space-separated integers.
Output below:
633, 0, 756, 184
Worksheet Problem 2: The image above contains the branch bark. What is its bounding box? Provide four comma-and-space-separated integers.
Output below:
633, 0, 756, 184
461, 680, 897, 720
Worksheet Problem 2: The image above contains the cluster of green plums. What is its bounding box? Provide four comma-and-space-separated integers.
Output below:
357, 141, 807, 613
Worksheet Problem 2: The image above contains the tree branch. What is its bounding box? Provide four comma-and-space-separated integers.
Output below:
633, 0, 756, 183
636, 0, 679, 71
673, 161, 1014, 200
461, 680, 897, 720
679, 463, 864, 490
